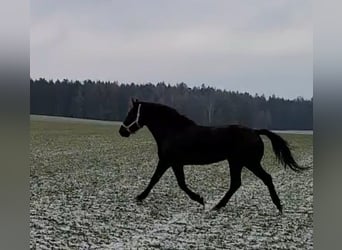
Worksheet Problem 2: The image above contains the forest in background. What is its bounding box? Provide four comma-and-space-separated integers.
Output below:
30, 78, 312, 130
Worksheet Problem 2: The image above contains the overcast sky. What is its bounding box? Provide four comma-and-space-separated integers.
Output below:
30, 0, 312, 99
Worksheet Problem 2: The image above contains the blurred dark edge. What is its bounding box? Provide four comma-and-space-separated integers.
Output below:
314, 0, 342, 249
0, 0, 29, 249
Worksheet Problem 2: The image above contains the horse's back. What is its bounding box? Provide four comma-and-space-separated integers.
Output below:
159, 124, 263, 165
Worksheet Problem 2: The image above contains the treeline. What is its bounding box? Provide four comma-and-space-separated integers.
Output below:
30, 78, 313, 130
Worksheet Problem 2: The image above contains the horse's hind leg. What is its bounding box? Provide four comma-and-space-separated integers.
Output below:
212, 164, 243, 210
136, 160, 169, 202
246, 163, 282, 213
172, 165, 204, 205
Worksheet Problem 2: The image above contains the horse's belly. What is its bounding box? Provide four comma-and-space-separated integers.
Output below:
168, 145, 228, 165
183, 155, 226, 165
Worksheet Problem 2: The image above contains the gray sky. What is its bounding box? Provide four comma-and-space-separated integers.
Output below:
30, 0, 312, 99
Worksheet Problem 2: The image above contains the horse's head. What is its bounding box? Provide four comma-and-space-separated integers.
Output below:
119, 98, 144, 137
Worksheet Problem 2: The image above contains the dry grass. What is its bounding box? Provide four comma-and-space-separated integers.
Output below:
30, 116, 313, 249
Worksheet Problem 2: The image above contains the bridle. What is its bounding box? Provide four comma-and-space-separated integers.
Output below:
122, 103, 142, 134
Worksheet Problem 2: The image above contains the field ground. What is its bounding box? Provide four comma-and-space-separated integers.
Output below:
30, 115, 313, 249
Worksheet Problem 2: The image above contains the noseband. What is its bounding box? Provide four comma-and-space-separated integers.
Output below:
122, 104, 141, 134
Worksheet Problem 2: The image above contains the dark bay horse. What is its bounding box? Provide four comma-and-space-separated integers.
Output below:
119, 99, 306, 212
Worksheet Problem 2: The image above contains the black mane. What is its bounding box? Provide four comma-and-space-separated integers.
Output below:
141, 102, 196, 127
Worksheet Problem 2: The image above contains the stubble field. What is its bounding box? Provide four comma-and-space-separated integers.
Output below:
30, 115, 313, 249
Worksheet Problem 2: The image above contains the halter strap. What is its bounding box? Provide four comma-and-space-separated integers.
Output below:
122, 103, 141, 133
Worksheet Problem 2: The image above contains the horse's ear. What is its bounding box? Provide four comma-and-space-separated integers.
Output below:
128, 98, 135, 109
131, 98, 139, 105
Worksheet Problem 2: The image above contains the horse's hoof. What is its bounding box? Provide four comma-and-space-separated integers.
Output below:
277, 205, 283, 215
135, 195, 144, 203
211, 205, 221, 211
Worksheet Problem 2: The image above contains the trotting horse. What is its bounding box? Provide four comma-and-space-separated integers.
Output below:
119, 99, 306, 212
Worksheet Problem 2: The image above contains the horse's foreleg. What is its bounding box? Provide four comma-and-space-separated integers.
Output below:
212, 164, 242, 210
172, 165, 204, 206
136, 160, 169, 202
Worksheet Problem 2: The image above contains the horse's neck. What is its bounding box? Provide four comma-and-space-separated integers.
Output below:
146, 120, 189, 146
146, 122, 170, 145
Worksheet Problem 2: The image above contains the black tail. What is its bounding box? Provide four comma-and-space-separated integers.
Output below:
257, 129, 307, 172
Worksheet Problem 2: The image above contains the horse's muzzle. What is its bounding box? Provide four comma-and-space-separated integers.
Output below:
119, 126, 130, 137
